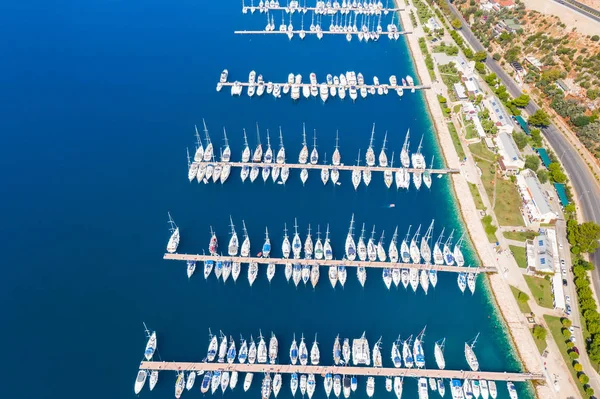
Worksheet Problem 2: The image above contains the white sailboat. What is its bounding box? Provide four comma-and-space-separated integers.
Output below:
332, 130, 341, 166
418, 378, 429, 399
377, 231, 386, 262
433, 228, 445, 265
324, 373, 333, 398
351, 150, 362, 190
310, 334, 320, 365
248, 336, 257, 364
345, 214, 357, 261
277, 127, 286, 165
248, 261, 258, 286
379, 131, 388, 167
299, 334, 309, 366
218, 331, 228, 363
228, 216, 239, 256
304, 224, 314, 259
307, 374, 316, 399
257, 331, 268, 364
299, 123, 309, 164
393, 377, 403, 399
186, 371, 196, 390
321, 153, 330, 185
366, 377, 375, 398
367, 226, 377, 261
263, 227, 271, 258
175, 371, 185, 398
239, 337, 248, 364
384, 152, 394, 188
333, 335, 342, 365
193, 124, 204, 162
421, 220, 434, 264
269, 332, 278, 364
389, 226, 399, 263
338, 264, 347, 287
242, 129, 251, 162
230, 371, 239, 390
410, 225, 421, 263
443, 230, 455, 266
253, 124, 263, 163
357, 224, 367, 261
402, 336, 414, 368
143, 322, 157, 361
202, 119, 214, 162
266, 262, 276, 282
241, 220, 251, 257
372, 337, 383, 367
282, 223, 291, 259
434, 338, 446, 369
292, 218, 302, 259
310, 130, 319, 165
342, 338, 351, 365
324, 224, 334, 260
454, 234, 465, 267
187, 148, 199, 182
273, 374, 282, 398
290, 334, 299, 365
365, 123, 376, 167
400, 129, 410, 168
329, 264, 338, 288
315, 226, 324, 260
310, 263, 320, 288
413, 327, 426, 368
285, 262, 292, 282
166, 212, 180, 254
465, 333, 480, 371
423, 155, 434, 189
290, 373, 299, 396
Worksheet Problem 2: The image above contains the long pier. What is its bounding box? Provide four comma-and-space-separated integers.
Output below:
233, 30, 412, 37
242, 7, 406, 15
164, 253, 497, 274
220, 81, 431, 91
194, 160, 458, 175
139, 361, 542, 382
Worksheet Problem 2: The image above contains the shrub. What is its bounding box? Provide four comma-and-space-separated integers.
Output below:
570, 351, 580, 359
562, 318, 572, 328
579, 373, 589, 384
533, 324, 547, 340
574, 363, 583, 372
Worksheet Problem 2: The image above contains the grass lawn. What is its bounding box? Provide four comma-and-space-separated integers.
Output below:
510, 245, 528, 268
468, 183, 486, 211
532, 328, 548, 354
494, 177, 525, 227
462, 115, 478, 140
510, 285, 532, 313
482, 217, 498, 243
503, 231, 537, 242
448, 122, 466, 160
524, 275, 554, 309
469, 142, 495, 161
544, 315, 588, 397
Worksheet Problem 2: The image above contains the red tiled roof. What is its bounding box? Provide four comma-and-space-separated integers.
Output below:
492, 0, 514, 6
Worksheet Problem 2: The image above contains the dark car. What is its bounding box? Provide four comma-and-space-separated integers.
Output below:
563, 279, 568, 287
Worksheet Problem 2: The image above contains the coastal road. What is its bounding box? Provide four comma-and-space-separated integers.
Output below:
443, 0, 600, 302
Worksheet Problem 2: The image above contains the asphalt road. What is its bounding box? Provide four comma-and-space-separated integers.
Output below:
444, 0, 600, 296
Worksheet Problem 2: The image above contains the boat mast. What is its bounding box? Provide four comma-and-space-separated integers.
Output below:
167, 212, 177, 232
356, 149, 361, 166
435, 227, 445, 245
412, 224, 421, 243
370, 225, 376, 241
202, 118, 211, 146
404, 225, 412, 242
381, 131, 387, 152
417, 134, 424, 155
284, 223, 288, 238
223, 127, 229, 148
229, 215, 236, 235
256, 123, 262, 147
279, 127, 284, 148
195, 124, 202, 148
302, 123, 307, 146
369, 123, 375, 149
402, 129, 410, 151
187, 147, 191, 167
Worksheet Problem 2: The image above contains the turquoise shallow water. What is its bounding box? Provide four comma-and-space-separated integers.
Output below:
0, 0, 532, 398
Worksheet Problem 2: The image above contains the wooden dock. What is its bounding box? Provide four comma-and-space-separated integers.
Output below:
193, 160, 458, 175
139, 361, 542, 382
220, 81, 431, 91
233, 30, 412, 38
242, 6, 406, 15
164, 253, 497, 274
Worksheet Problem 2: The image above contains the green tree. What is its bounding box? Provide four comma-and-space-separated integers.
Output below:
493, 53, 501, 61
513, 132, 528, 150
528, 110, 551, 127
532, 324, 547, 340
562, 318, 573, 328
530, 129, 542, 147
567, 341, 575, 349
475, 62, 486, 74
579, 374, 589, 384
592, 35, 600, 41
484, 73, 497, 86
473, 51, 487, 62
563, 328, 573, 338
586, 387, 595, 397
513, 94, 530, 108
574, 363, 583, 372
568, 222, 600, 253
537, 169, 549, 183
524, 155, 541, 171
451, 18, 462, 29
570, 351, 580, 359
518, 291, 530, 302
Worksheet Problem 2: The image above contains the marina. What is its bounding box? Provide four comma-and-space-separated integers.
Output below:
233, 30, 411, 39
241, 1, 405, 15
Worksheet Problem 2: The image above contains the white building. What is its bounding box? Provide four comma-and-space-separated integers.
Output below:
495, 132, 524, 173
516, 169, 559, 225
454, 83, 467, 99
483, 96, 514, 134
526, 231, 555, 274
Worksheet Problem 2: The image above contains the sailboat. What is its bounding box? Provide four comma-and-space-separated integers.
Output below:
402, 336, 414, 368
338, 264, 347, 287
321, 153, 330, 184
365, 124, 376, 167
242, 129, 251, 162
257, 331, 268, 364
307, 374, 316, 399
228, 216, 239, 256
351, 150, 362, 190
266, 262, 276, 282
269, 332, 278, 364
333, 374, 342, 398
290, 334, 299, 365
290, 373, 298, 396
423, 155, 434, 189
488, 381, 497, 399
208, 226, 218, 256
310, 334, 320, 365
351, 332, 370, 365
202, 119, 214, 162
329, 264, 338, 288
262, 374, 272, 399
166, 212, 180, 254
393, 377, 403, 399
187, 148, 199, 182
248, 336, 257, 364
377, 231, 386, 262
391, 337, 402, 367
366, 377, 375, 398
310, 130, 319, 165
299, 334, 309, 366
304, 224, 314, 259
332, 130, 341, 166
443, 230, 455, 266
175, 371, 185, 398
389, 226, 399, 263
273, 374, 282, 398
299, 123, 309, 164
276, 127, 286, 165
253, 124, 263, 163
227, 336, 237, 364
438, 379, 445, 397
218, 331, 228, 363
241, 220, 251, 257
454, 234, 465, 267
292, 263, 301, 287
285, 262, 292, 282
324, 373, 333, 398
357, 224, 368, 261
367, 226, 377, 261
143, 322, 157, 361
263, 227, 271, 258
421, 220, 434, 264
372, 337, 383, 367
400, 129, 410, 168
149, 370, 158, 391
292, 218, 302, 259
434, 338, 446, 369
465, 333, 480, 371
379, 131, 388, 167
433, 228, 445, 265
342, 338, 351, 365
282, 223, 291, 259
333, 335, 342, 365
413, 327, 426, 368
311, 263, 320, 288
324, 224, 333, 260
239, 337, 248, 364
193, 125, 205, 162
345, 214, 357, 261
410, 225, 421, 263
418, 378, 429, 399
314, 226, 324, 260
230, 371, 239, 390
384, 152, 394, 188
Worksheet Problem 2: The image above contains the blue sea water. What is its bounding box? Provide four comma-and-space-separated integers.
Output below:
0, 1, 532, 398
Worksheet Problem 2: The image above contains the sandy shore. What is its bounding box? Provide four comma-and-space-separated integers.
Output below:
394, 1, 552, 397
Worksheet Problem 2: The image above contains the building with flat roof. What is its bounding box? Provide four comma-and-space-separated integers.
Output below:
526, 231, 555, 274
516, 169, 559, 225
454, 83, 467, 99
495, 132, 524, 173
483, 96, 514, 134
524, 56, 543, 72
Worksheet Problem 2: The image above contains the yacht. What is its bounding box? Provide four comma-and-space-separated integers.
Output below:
166, 212, 180, 254
342, 338, 351, 364
472, 380, 481, 399
290, 334, 299, 364
435, 338, 446, 369
410, 225, 421, 263
463, 379, 473, 399
421, 220, 434, 264
314, 226, 324, 260
333, 375, 342, 398
241, 220, 251, 257
394, 377, 403, 399
489, 381, 497, 399
175, 371, 185, 398
299, 334, 309, 365
143, 323, 157, 361
343, 376, 352, 398
409, 268, 419, 292
262, 374, 272, 399
433, 228, 445, 265
273, 374, 282, 398
438, 379, 446, 397
228, 216, 239, 256
418, 378, 429, 399
465, 333, 480, 371
357, 224, 367, 261
300, 375, 307, 396
320, 82, 329, 102
333, 335, 342, 365
304, 225, 314, 259
186, 371, 196, 391
366, 377, 375, 397
329, 75, 338, 97
292, 74, 301, 100
218, 69, 228, 91
358, 73, 367, 98
345, 214, 357, 261
382, 268, 392, 289
222, 260, 232, 283
321, 154, 330, 185
377, 231, 386, 262
451, 380, 464, 399
338, 264, 347, 287
292, 263, 301, 287
396, 168, 410, 189
348, 71, 358, 101
357, 266, 367, 287
389, 226, 399, 263
352, 332, 370, 365
310, 334, 320, 364
371, 338, 382, 367
247, 261, 258, 285
328, 264, 338, 288
391, 337, 402, 367
200, 371, 211, 394
310, 73, 319, 97
374, 76, 383, 95
187, 149, 199, 182
256, 74, 265, 96
218, 331, 228, 363
413, 327, 426, 368
386, 377, 393, 392
134, 370, 147, 394
230, 372, 239, 390
269, 332, 279, 364
458, 272, 467, 293
302, 264, 311, 285
285, 262, 292, 281
443, 230, 455, 266
290, 373, 299, 396
454, 234, 465, 267
468, 272, 477, 294
367, 226, 377, 261
227, 336, 237, 364
479, 381, 489, 399
420, 269, 430, 294
324, 373, 333, 398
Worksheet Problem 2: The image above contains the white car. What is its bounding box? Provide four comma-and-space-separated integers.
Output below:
561, 259, 566, 266
571, 335, 576, 343
565, 295, 571, 304
562, 268, 567, 277
569, 326, 575, 333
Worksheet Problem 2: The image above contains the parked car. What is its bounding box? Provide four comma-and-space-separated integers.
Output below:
562, 268, 567, 276
563, 279, 568, 287
569, 326, 575, 333
561, 259, 566, 266
573, 346, 579, 355
571, 335, 577, 343
566, 304, 572, 315
566, 295, 571, 304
